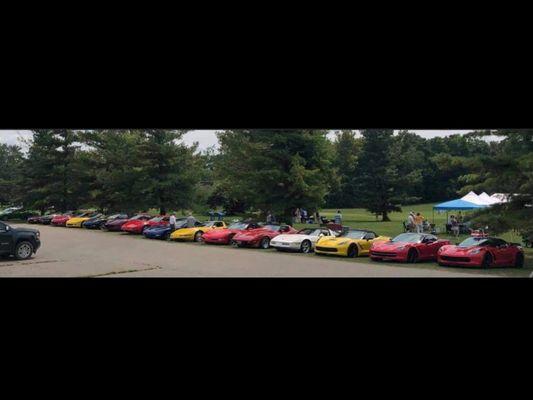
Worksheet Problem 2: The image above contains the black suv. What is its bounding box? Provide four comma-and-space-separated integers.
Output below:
0, 221, 41, 260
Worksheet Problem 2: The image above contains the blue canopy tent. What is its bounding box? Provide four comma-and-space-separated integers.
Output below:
433, 199, 487, 211
432, 199, 487, 230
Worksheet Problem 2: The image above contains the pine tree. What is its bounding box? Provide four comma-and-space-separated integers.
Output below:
355, 130, 401, 221
215, 129, 335, 222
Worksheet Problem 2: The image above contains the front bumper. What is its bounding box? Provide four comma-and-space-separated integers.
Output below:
315, 245, 348, 256
437, 254, 482, 267
271, 241, 301, 251
369, 250, 408, 262
203, 236, 230, 244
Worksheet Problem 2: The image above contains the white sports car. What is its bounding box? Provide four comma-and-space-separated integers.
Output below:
270, 228, 339, 253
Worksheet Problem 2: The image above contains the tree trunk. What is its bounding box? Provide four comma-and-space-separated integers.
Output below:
382, 211, 391, 222
160, 206, 166, 215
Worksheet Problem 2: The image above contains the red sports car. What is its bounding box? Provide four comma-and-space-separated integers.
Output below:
120, 214, 158, 234
232, 224, 298, 249
202, 221, 262, 245
51, 213, 74, 227
437, 236, 524, 268
370, 233, 450, 263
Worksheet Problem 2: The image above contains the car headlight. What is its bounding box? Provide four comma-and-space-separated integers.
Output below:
36, 231, 40, 237
337, 241, 349, 246
395, 246, 407, 251
469, 248, 482, 254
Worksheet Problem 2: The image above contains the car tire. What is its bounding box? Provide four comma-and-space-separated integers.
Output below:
300, 240, 312, 254
347, 244, 358, 258
481, 253, 493, 269
407, 249, 418, 263
194, 231, 203, 242
14, 241, 34, 260
515, 253, 524, 269
260, 237, 270, 249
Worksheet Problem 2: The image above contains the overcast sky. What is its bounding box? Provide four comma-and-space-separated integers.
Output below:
0, 130, 474, 151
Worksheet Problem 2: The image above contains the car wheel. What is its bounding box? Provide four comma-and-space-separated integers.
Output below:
300, 240, 312, 254
14, 241, 34, 260
407, 249, 418, 263
194, 231, 203, 242
260, 237, 270, 249
347, 244, 358, 258
515, 253, 524, 269
481, 252, 493, 269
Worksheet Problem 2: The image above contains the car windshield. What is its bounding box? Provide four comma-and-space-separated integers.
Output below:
263, 225, 282, 231
459, 237, 489, 248
340, 230, 367, 239
228, 222, 248, 230
297, 228, 322, 236
391, 233, 423, 243
131, 215, 148, 220
150, 217, 164, 222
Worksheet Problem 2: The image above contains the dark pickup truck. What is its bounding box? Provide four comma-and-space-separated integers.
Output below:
0, 221, 41, 260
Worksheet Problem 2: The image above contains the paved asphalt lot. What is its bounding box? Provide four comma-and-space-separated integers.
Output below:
0, 223, 516, 277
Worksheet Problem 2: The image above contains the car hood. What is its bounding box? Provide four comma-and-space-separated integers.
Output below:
372, 241, 411, 251
68, 217, 90, 223
273, 234, 309, 243
317, 237, 359, 246
203, 229, 232, 238
13, 226, 39, 234
145, 226, 171, 232
106, 219, 128, 225
439, 245, 476, 254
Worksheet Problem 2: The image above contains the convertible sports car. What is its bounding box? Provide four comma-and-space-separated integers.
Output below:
66, 212, 101, 228
370, 233, 450, 263
437, 236, 524, 268
143, 218, 188, 240
271, 227, 339, 253
315, 229, 390, 257
83, 214, 128, 229
120, 214, 159, 234
104, 214, 150, 232
232, 224, 298, 249
51, 213, 74, 227
202, 221, 262, 245
170, 221, 227, 242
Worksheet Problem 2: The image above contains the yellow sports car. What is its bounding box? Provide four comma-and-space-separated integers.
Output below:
315, 229, 390, 258
170, 221, 227, 242
66, 212, 101, 228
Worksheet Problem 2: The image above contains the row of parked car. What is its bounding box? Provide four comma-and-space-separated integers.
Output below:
21, 211, 526, 269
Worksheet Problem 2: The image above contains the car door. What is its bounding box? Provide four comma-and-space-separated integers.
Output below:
361, 232, 376, 253
491, 239, 513, 266
422, 235, 441, 259
0, 222, 13, 253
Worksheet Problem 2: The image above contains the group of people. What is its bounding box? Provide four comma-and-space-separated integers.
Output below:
407, 211, 427, 233
448, 213, 464, 237
293, 208, 322, 224
168, 212, 196, 232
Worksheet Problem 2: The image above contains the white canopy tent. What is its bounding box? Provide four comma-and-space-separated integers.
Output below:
479, 192, 501, 205
490, 193, 510, 204
461, 191, 491, 206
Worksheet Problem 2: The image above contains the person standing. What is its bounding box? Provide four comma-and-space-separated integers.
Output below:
334, 210, 342, 225
451, 215, 460, 238
294, 208, 300, 225
408, 212, 415, 232
266, 212, 273, 224
414, 212, 424, 233
186, 212, 195, 228
169, 213, 177, 232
